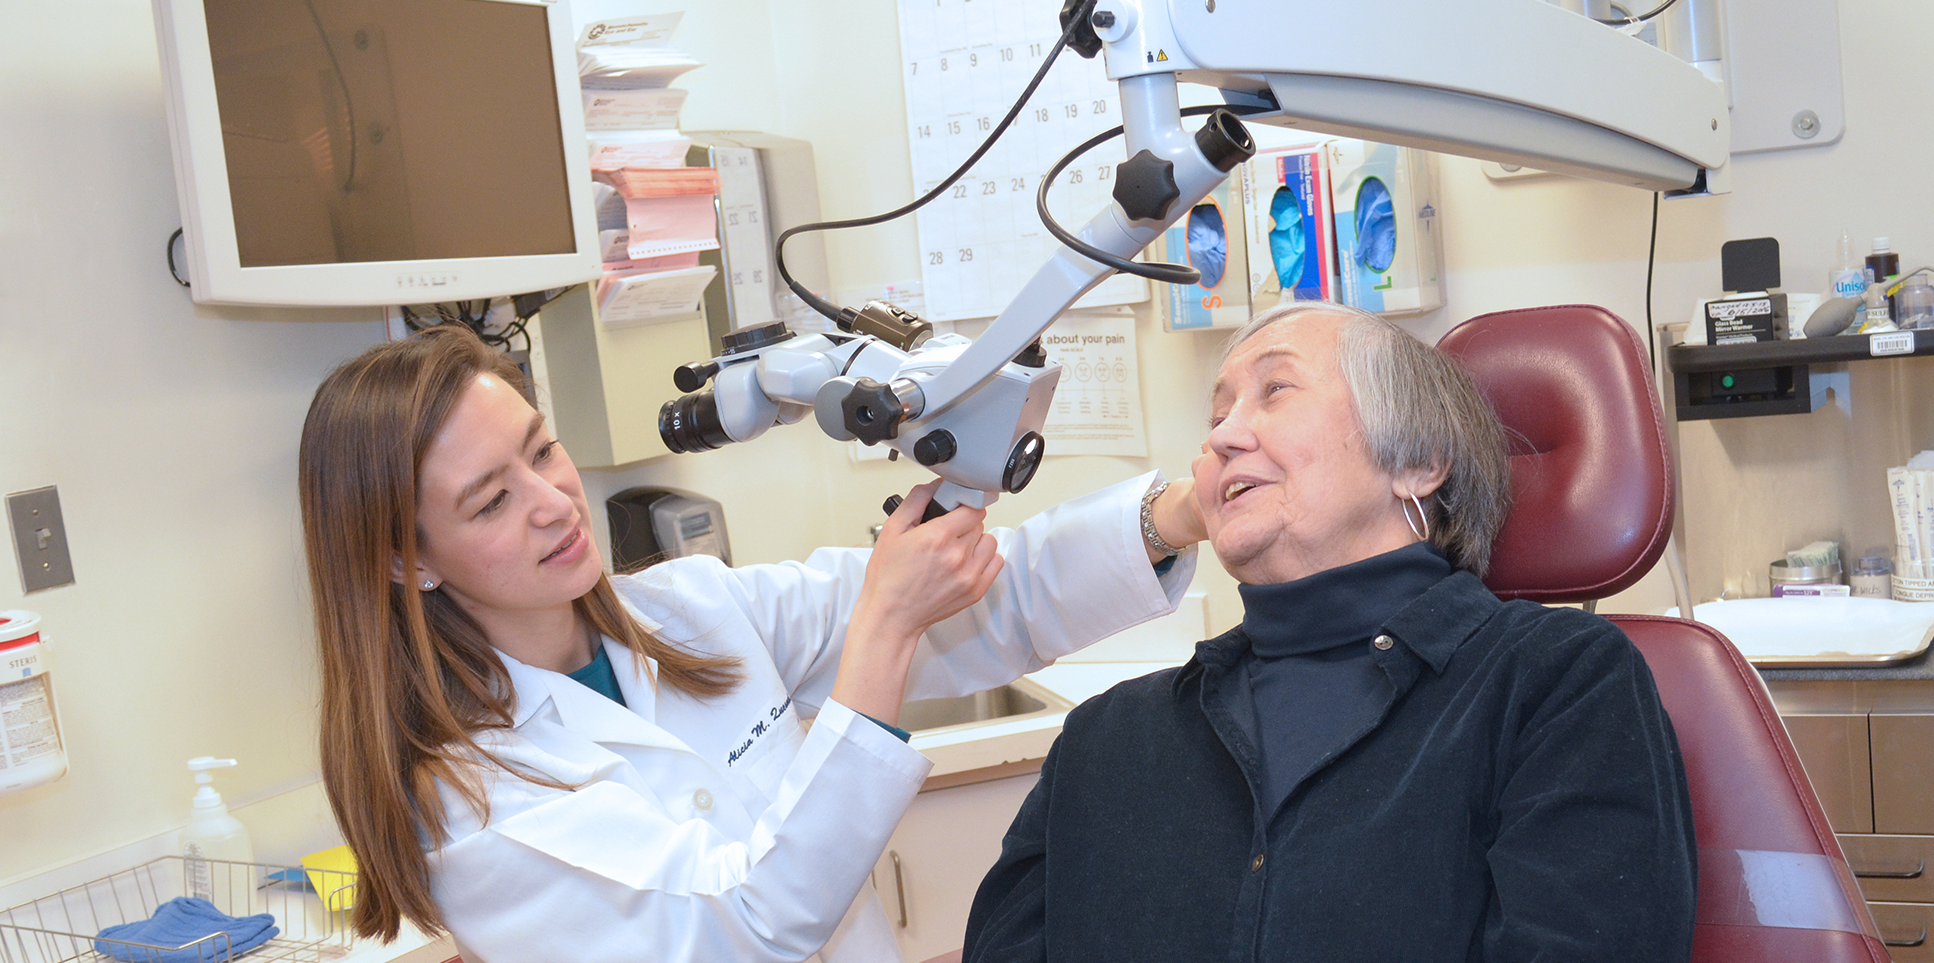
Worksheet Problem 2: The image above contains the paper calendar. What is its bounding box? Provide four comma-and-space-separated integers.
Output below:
897, 0, 1148, 322
1038, 311, 1148, 456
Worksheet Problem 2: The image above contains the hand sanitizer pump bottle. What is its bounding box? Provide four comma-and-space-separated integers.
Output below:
184, 757, 254, 914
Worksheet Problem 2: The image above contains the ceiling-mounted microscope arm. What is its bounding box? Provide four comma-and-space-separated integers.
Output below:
910, 0, 1730, 424
1151, 0, 1731, 192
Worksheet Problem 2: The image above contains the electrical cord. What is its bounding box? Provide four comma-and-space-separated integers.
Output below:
399, 290, 563, 354
773, 0, 1100, 323
1034, 104, 1257, 285
1645, 190, 1660, 374
1594, 0, 1679, 26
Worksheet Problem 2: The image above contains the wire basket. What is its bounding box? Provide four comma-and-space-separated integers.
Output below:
0, 856, 357, 963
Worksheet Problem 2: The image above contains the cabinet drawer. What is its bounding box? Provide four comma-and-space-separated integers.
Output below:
1785, 713, 1874, 833
1840, 835, 1934, 903
1874, 714, 1934, 835
874, 773, 1038, 963
1866, 901, 1934, 960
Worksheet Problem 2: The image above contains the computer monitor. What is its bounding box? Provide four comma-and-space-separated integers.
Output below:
153, 0, 601, 307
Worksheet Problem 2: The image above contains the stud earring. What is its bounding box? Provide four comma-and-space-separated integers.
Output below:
421, 579, 437, 591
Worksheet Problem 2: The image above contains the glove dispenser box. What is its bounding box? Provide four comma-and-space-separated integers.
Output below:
1241, 144, 1337, 318
1158, 138, 1440, 330
1327, 140, 1443, 317
1161, 173, 1252, 331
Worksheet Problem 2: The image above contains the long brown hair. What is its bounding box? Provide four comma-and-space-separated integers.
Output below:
299, 326, 740, 941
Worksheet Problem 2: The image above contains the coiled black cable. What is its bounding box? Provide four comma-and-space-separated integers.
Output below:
1034, 104, 1257, 286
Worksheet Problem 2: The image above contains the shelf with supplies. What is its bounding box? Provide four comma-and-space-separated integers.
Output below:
1667, 329, 1933, 421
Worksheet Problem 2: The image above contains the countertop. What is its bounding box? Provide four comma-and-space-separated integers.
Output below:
910, 660, 1185, 781
1756, 645, 1934, 682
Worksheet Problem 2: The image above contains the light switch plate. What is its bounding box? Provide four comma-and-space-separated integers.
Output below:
7, 487, 75, 593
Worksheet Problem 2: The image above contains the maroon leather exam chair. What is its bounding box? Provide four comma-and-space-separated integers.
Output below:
1441, 305, 1888, 963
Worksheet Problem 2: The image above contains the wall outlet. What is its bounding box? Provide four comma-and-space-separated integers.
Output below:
7, 486, 75, 593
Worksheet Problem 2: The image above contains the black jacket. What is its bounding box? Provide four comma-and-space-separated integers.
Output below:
963, 570, 1696, 963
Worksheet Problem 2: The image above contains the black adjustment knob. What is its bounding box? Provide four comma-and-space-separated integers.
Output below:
841, 378, 908, 445
913, 430, 958, 466
673, 360, 720, 392
1059, 0, 1103, 58
720, 320, 795, 356
1113, 150, 1181, 223
1013, 339, 1049, 368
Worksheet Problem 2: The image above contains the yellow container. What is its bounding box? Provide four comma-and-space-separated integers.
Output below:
301, 845, 359, 913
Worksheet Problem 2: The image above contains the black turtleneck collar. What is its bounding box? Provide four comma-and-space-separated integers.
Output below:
1237, 540, 1452, 659
1227, 540, 1454, 818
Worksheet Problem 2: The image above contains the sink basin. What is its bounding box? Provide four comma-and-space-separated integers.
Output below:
899, 679, 1072, 733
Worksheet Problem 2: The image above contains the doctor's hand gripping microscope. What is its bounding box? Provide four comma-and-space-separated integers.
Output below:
658, 0, 1733, 518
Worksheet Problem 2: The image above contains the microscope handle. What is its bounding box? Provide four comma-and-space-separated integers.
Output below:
881, 494, 953, 524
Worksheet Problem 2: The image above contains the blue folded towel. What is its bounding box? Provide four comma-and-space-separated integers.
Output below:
94, 897, 278, 963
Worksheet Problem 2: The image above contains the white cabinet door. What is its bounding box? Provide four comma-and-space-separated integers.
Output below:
872, 773, 1039, 963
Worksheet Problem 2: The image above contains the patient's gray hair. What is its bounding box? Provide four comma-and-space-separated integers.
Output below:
1219, 303, 1513, 576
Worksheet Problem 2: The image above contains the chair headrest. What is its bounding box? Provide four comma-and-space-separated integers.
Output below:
1437, 305, 1675, 603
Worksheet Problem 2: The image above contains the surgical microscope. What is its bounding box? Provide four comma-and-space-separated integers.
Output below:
657, 0, 1732, 519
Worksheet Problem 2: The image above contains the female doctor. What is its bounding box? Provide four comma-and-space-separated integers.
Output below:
297, 326, 1203, 963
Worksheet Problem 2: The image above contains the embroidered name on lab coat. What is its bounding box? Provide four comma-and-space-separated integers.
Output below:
726, 696, 792, 766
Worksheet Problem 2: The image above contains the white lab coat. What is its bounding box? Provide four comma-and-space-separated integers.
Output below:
427, 474, 1194, 963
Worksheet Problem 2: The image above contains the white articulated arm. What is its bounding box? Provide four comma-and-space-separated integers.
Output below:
914, 73, 1240, 421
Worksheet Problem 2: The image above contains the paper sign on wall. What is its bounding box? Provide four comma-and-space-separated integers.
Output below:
1039, 312, 1146, 458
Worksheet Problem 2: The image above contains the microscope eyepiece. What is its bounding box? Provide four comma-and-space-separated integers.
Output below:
659, 391, 733, 453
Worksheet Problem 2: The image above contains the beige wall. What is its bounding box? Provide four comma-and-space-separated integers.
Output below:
5, 0, 1929, 886
0, 5, 388, 881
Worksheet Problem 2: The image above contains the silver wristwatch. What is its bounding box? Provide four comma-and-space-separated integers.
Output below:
1141, 481, 1181, 558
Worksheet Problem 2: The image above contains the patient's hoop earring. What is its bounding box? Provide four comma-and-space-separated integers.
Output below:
1401, 492, 1431, 542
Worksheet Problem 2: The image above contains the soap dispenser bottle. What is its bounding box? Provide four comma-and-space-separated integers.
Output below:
184, 757, 255, 914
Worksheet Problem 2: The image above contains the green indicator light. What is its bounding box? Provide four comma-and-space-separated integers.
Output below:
1721, 374, 1736, 390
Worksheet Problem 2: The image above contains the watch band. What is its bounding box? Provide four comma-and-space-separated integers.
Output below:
1141, 481, 1181, 558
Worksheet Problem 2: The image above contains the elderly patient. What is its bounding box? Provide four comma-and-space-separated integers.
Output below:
963, 304, 1696, 962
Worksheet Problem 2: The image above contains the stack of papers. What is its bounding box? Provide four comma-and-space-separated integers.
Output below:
579, 47, 702, 89
588, 130, 691, 171
578, 13, 700, 134
597, 266, 717, 328
593, 167, 720, 261
576, 12, 722, 327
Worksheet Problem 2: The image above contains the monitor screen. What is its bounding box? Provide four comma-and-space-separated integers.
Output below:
205, 0, 576, 268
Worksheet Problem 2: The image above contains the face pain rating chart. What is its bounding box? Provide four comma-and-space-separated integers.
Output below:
896, 0, 1148, 322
